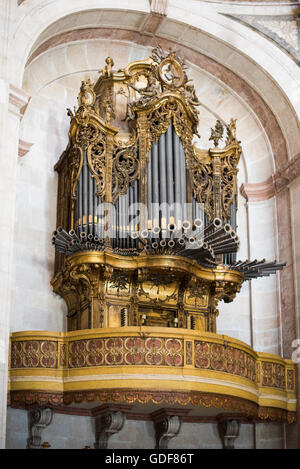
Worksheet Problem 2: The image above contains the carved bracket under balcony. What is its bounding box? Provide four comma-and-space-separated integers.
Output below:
94, 407, 126, 449
27, 407, 53, 449
152, 409, 189, 449
217, 416, 241, 449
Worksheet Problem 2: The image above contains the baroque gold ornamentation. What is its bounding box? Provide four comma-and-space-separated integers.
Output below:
67, 336, 183, 368
194, 341, 256, 383
68, 146, 83, 199
261, 362, 286, 389
51, 252, 243, 331
11, 341, 58, 369
112, 142, 139, 202
8, 390, 296, 423
8, 330, 297, 423
287, 369, 295, 391
185, 341, 193, 365
87, 137, 106, 197
9, 330, 295, 393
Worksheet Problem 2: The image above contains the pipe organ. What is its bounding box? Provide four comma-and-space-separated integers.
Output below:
52, 47, 284, 332
9, 47, 296, 431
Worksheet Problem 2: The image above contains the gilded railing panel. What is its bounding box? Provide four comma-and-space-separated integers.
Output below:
8, 328, 296, 423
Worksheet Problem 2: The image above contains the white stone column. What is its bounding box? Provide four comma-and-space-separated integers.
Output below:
0, 85, 29, 449
0, 0, 29, 448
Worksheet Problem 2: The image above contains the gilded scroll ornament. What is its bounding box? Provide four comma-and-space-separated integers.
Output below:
112, 143, 139, 202
87, 138, 106, 196
68, 145, 82, 199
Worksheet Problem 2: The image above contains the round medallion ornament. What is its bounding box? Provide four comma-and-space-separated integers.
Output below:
158, 55, 185, 88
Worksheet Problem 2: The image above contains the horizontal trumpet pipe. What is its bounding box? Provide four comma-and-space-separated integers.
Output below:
57, 227, 73, 241
214, 246, 240, 254
193, 218, 203, 228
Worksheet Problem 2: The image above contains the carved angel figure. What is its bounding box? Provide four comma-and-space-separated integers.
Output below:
182, 83, 200, 108
163, 61, 181, 84
125, 75, 160, 120
129, 75, 159, 105
209, 120, 224, 147
226, 118, 237, 144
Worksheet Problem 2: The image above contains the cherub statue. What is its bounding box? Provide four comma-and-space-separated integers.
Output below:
99, 57, 114, 78
129, 75, 159, 107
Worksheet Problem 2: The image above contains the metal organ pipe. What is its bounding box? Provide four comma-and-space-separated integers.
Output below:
145, 123, 188, 243
78, 164, 83, 235
173, 127, 182, 229
165, 123, 174, 222
152, 142, 159, 230
128, 184, 133, 248
93, 178, 97, 238
158, 131, 167, 234
147, 151, 152, 232
179, 137, 187, 222
133, 180, 138, 249
82, 150, 88, 234
88, 165, 93, 235
125, 191, 129, 248
75, 184, 79, 236
120, 195, 124, 248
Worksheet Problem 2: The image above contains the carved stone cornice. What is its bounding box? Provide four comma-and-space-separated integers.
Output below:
9, 389, 297, 424
240, 154, 300, 202
273, 154, 300, 192
9, 85, 30, 119
140, 1, 167, 37
240, 177, 274, 202
92, 403, 133, 417
18, 139, 33, 158
149, 0, 168, 15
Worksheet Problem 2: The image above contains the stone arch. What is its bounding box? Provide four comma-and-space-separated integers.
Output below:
12, 2, 300, 164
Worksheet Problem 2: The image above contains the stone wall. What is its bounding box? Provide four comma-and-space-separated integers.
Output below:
6, 407, 285, 449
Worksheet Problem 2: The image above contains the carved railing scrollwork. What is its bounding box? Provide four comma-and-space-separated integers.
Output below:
221, 150, 240, 221
112, 143, 139, 202
69, 145, 83, 199
87, 139, 106, 197
192, 163, 214, 221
